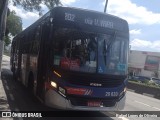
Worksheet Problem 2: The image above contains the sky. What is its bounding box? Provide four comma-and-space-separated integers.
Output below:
8, 0, 160, 52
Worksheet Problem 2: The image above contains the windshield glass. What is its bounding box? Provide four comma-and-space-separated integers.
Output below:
98, 36, 128, 75
53, 28, 128, 75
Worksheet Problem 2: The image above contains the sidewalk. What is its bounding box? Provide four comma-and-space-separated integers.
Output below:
0, 55, 13, 119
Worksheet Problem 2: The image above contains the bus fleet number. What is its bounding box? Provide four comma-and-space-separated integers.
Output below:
105, 92, 118, 97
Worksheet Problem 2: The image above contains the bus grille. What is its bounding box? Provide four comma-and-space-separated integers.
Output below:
66, 76, 124, 87
69, 97, 117, 107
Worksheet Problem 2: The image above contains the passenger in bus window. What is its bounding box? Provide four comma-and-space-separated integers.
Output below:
88, 37, 97, 61
90, 50, 96, 61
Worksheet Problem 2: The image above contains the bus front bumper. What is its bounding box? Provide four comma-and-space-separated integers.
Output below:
45, 89, 126, 111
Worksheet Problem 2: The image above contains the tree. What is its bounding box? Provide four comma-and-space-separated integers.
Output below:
6, 11, 22, 36
4, 35, 11, 46
11, 0, 62, 15
4, 10, 22, 47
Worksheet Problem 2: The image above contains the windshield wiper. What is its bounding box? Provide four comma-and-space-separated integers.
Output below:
106, 31, 117, 51
103, 31, 117, 65
103, 39, 107, 65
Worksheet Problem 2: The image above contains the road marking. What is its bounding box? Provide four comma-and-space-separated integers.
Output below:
9, 94, 15, 101
143, 93, 154, 97
134, 100, 151, 107
6, 85, 9, 90
118, 117, 129, 120
134, 100, 160, 111
152, 107, 160, 110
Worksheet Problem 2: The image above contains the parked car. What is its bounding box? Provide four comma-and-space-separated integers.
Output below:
129, 76, 150, 83
149, 77, 160, 85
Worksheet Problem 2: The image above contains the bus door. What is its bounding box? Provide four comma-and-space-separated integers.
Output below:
36, 21, 51, 100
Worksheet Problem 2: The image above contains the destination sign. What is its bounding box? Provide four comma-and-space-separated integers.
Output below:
85, 18, 113, 28
64, 12, 114, 29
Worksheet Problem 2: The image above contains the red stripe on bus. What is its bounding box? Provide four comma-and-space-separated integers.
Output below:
66, 87, 87, 95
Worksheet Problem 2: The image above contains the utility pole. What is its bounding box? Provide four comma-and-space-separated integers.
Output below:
0, 0, 8, 77
104, 0, 108, 13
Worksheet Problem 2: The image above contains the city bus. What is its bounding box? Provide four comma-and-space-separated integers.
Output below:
10, 7, 129, 111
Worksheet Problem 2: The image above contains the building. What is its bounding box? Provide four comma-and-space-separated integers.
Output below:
128, 50, 160, 78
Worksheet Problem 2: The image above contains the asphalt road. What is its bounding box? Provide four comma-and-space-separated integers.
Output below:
1, 55, 160, 120
124, 91, 160, 111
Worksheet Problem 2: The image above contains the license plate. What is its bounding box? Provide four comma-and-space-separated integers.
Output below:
87, 101, 102, 107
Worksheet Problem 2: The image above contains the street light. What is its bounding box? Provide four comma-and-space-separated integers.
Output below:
104, 0, 108, 13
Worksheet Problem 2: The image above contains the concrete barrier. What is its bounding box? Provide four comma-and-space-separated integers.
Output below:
127, 82, 160, 99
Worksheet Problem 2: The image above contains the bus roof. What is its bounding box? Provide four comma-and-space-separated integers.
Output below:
54, 6, 127, 22
53, 7, 128, 31
13, 7, 129, 40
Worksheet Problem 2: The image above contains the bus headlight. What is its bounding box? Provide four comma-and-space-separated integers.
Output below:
59, 87, 66, 97
124, 87, 127, 93
119, 87, 127, 97
51, 81, 57, 89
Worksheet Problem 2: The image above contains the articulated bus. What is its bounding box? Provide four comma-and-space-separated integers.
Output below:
10, 7, 129, 111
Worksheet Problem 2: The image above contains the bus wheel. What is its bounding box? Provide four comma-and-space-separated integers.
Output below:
28, 73, 34, 94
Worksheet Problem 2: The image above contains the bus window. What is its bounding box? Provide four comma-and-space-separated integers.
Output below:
53, 28, 97, 73
99, 38, 128, 75
110, 40, 120, 61
52, 28, 128, 75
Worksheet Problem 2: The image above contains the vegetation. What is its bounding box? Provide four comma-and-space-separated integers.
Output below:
4, 0, 62, 46
128, 80, 160, 89
4, 35, 11, 46
11, 0, 62, 15
6, 11, 22, 36
5, 10, 22, 46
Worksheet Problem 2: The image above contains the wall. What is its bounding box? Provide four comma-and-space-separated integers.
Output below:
129, 50, 160, 78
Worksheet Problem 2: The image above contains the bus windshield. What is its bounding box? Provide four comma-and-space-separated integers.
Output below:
53, 28, 127, 75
